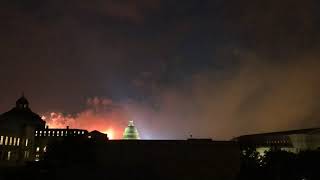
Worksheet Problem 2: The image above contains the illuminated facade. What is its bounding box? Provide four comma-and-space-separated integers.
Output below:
234, 128, 320, 155
34, 127, 89, 161
0, 96, 89, 165
123, 121, 140, 140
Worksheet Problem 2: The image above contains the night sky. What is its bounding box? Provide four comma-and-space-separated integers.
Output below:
1, 0, 320, 139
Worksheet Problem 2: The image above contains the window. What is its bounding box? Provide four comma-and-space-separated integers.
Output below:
82, 131, 85, 134
9, 137, 12, 145
25, 139, 28, 146
7, 151, 11, 161
61, 131, 64, 136
48, 131, 51, 136
44, 131, 46, 136
43, 146, 47, 152
13, 137, 16, 146
78, 131, 80, 134
0, 136, 3, 145
24, 151, 29, 159
36, 147, 40, 152
35, 154, 40, 161
17, 138, 20, 146
5, 136, 8, 145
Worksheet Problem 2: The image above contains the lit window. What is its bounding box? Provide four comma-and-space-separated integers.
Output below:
88, 136, 92, 139
44, 131, 46, 136
52, 131, 55, 136
5, 136, 8, 145
35, 133, 38, 136
40, 131, 42, 134
17, 138, 20, 146
36, 147, 40, 152
43, 146, 47, 152
61, 131, 64, 136
36, 131, 38, 133
0, 136, 3, 145
78, 131, 80, 134
7, 151, 11, 161
82, 131, 85, 134
25, 139, 28, 146
35, 154, 40, 162
48, 131, 51, 136
24, 151, 29, 159
13, 137, 16, 146
74, 131, 76, 134
9, 137, 12, 145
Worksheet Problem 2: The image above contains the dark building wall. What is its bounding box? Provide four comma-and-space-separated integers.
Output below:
235, 128, 320, 154
47, 139, 240, 180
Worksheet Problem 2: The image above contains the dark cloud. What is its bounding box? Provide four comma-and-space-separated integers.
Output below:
224, 0, 320, 58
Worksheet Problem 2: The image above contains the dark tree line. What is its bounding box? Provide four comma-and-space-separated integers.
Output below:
238, 147, 320, 180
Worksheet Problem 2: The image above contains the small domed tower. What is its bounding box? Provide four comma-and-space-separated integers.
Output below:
123, 121, 140, 140
16, 94, 29, 109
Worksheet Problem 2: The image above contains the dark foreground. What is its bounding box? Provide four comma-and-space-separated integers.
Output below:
1, 139, 319, 180
0, 139, 239, 180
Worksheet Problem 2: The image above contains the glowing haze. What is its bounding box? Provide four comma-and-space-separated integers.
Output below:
42, 97, 128, 139
40, 55, 320, 140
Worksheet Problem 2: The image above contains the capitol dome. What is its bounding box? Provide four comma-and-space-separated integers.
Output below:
123, 121, 140, 140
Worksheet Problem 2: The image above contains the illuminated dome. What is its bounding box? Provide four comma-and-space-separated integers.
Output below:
123, 121, 140, 140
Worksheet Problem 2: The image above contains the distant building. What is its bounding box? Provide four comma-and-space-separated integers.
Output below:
0, 95, 89, 165
123, 121, 140, 140
88, 130, 109, 142
34, 126, 89, 161
234, 128, 320, 155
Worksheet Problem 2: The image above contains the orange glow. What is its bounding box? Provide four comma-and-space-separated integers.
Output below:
42, 111, 126, 139
103, 128, 115, 139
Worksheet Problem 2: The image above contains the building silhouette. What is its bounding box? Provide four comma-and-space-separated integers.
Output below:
234, 128, 320, 155
0, 95, 90, 165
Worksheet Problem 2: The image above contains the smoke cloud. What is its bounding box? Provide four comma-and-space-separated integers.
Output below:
124, 52, 320, 139
43, 51, 320, 140
43, 97, 129, 139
